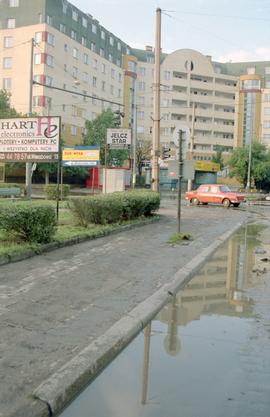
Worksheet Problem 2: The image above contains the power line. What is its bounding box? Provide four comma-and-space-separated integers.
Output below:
162, 10, 269, 22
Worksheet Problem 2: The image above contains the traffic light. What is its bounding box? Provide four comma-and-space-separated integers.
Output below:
113, 110, 125, 127
162, 147, 172, 159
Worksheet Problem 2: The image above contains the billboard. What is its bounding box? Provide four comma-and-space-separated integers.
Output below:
0, 116, 60, 162
62, 146, 100, 167
194, 161, 220, 172
106, 128, 131, 149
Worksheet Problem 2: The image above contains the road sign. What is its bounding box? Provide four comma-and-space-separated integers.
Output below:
106, 128, 131, 149
0, 116, 60, 162
62, 146, 99, 167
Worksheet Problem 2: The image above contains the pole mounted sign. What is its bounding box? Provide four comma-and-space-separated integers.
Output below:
62, 146, 100, 167
106, 128, 131, 149
0, 116, 60, 162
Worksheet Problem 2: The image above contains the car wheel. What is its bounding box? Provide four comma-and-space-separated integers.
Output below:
233, 203, 240, 208
223, 198, 231, 208
191, 197, 199, 205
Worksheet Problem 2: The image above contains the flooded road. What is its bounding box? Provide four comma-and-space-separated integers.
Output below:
59, 224, 270, 417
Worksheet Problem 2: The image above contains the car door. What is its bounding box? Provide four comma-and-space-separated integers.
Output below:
210, 185, 222, 203
198, 186, 210, 202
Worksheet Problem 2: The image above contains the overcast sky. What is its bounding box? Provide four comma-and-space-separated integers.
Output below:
71, 0, 270, 63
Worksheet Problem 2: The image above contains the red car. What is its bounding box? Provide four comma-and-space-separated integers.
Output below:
185, 184, 245, 208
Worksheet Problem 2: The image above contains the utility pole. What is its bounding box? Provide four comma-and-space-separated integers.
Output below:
151, 8, 161, 192
187, 102, 195, 191
246, 138, 252, 191
132, 104, 137, 189
26, 38, 34, 199
177, 130, 183, 233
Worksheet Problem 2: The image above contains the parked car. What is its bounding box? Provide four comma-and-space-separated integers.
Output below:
185, 184, 245, 208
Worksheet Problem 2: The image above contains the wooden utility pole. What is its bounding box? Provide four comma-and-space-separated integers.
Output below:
187, 102, 195, 191
177, 130, 183, 233
151, 8, 161, 192
25, 38, 34, 199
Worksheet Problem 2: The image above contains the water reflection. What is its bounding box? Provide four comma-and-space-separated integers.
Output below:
59, 224, 270, 417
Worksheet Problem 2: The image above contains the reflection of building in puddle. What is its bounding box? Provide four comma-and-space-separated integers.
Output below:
156, 225, 263, 354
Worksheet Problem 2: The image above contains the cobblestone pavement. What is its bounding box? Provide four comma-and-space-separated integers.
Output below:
0, 203, 268, 416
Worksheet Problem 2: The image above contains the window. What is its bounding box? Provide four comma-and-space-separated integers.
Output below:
3, 78, 12, 89
72, 10, 78, 21
47, 32, 55, 46
118, 89, 121, 98
109, 36, 114, 46
265, 81, 270, 88
263, 121, 270, 129
92, 76, 97, 87
72, 66, 78, 78
60, 23, 66, 33
164, 71, 171, 80
116, 59, 121, 67
147, 56, 154, 63
126, 48, 130, 55
82, 17, 87, 28
264, 107, 270, 115
247, 67, 255, 75
71, 125, 77, 136
139, 67, 146, 76
108, 54, 112, 63
264, 93, 270, 102
263, 133, 270, 140
101, 30, 105, 40
63, 2, 67, 13
100, 48, 105, 58
101, 81, 106, 91
73, 47, 79, 59
46, 54, 54, 67
90, 42, 96, 52
46, 15, 52, 25
4, 36, 13, 48
64, 43, 68, 52
162, 113, 169, 121
64, 64, 67, 72
111, 69, 115, 79
138, 111, 144, 120
82, 72, 88, 82
128, 60, 136, 72
81, 36, 86, 46
7, 18, 15, 28
9, 0, 19, 6
265, 67, 270, 75
117, 42, 121, 51
83, 53, 89, 64
137, 126, 144, 133
45, 76, 53, 86
72, 105, 77, 116
118, 73, 122, 83
34, 54, 41, 65
110, 85, 114, 95
71, 30, 77, 40
92, 24, 97, 34
138, 81, 145, 91
138, 96, 144, 105
93, 59, 98, 69
35, 31, 43, 44
101, 63, 106, 74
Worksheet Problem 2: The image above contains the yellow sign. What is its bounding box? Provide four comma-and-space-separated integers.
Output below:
194, 161, 220, 172
62, 148, 99, 161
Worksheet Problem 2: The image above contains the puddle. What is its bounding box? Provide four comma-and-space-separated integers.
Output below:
58, 224, 270, 417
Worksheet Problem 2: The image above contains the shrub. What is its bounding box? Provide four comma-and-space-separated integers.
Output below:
69, 191, 160, 226
0, 203, 57, 243
44, 184, 70, 200
0, 183, 21, 188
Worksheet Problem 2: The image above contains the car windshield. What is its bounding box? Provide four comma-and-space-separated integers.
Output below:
220, 185, 231, 192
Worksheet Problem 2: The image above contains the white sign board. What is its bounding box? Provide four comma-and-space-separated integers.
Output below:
106, 128, 131, 149
0, 116, 60, 162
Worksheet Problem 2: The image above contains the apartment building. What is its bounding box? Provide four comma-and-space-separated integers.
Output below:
1, 0, 270, 155
0, 0, 129, 145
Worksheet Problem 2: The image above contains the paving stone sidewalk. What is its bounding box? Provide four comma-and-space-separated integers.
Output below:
0, 204, 267, 417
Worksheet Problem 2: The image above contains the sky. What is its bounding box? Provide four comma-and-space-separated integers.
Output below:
71, 0, 270, 63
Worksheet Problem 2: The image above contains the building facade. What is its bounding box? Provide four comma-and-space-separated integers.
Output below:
1, 0, 270, 155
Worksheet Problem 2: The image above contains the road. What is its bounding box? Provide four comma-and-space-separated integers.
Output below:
0, 204, 268, 416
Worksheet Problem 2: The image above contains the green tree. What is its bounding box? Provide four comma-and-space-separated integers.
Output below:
83, 109, 128, 166
228, 143, 270, 189
0, 90, 19, 118
211, 145, 224, 170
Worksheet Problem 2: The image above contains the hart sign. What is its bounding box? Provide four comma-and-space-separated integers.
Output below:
106, 128, 131, 149
0, 116, 60, 162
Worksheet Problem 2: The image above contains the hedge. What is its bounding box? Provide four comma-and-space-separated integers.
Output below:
44, 184, 70, 200
69, 190, 160, 226
0, 203, 57, 243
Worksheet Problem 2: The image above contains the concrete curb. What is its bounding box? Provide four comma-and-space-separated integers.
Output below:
0, 216, 160, 267
33, 220, 245, 416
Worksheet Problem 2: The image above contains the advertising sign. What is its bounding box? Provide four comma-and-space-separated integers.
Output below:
62, 146, 100, 167
106, 128, 131, 149
0, 116, 60, 162
194, 161, 220, 172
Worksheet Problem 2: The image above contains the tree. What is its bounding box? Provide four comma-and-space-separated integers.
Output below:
227, 143, 270, 189
136, 139, 152, 176
0, 89, 19, 118
83, 109, 128, 166
211, 145, 224, 170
